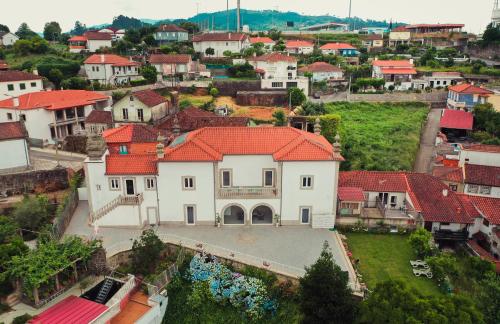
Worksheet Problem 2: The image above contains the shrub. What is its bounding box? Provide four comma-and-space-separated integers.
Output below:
141, 65, 158, 84
425, 253, 459, 283
12, 195, 51, 234
408, 228, 433, 258
12, 313, 32, 324
272, 109, 287, 126
227, 62, 256, 79
60, 76, 88, 90
130, 229, 164, 275
130, 79, 148, 87
209, 87, 219, 98
288, 87, 306, 107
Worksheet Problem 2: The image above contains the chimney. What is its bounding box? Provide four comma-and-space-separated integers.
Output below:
86, 134, 107, 161
333, 133, 341, 153
32, 69, 38, 76
12, 97, 19, 107
172, 116, 181, 136
409, 58, 414, 65
442, 189, 448, 197
100, 54, 105, 63
313, 118, 321, 135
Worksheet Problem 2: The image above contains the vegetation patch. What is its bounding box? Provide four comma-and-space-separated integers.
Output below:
325, 102, 429, 171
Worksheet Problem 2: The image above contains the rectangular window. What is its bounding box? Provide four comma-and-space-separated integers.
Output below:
109, 178, 121, 190
271, 82, 283, 88
263, 169, 274, 187
19, 83, 26, 90
467, 184, 479, 194
96, 66, 99, 72
19, 114, 26, 121
137, 109, 144, 122
124, 179, 135, 195
221, 169, 232, 188
122, 108, 129, 120
300, 207, 311, 224
6, 113, 12, 120
183, 176, 195, 190
449, 184, 458, 192
145, 177, 156, 190
185, 205, 196, 225
119, 145, 128, 154
483, 218, 490, 227
7, 84, 14, 91
479, 186, 491, 195
92, 66, 95, 72
301, 176, 313, 189
30, 82, 37, 87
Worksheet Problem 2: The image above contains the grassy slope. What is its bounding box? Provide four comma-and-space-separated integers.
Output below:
345, 233, 441, 296
326, 102, 429, 171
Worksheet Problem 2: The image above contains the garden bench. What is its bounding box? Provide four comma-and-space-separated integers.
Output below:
412, 268, 433, 278
410, 260, 429, 269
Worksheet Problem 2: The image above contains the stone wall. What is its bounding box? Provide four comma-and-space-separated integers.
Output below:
0, 168, 70, 195
213, 80, 261, 97
236, 91, 288, 106
348, 90, 448, 103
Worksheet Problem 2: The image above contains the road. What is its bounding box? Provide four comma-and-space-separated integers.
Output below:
30, 149, 86, 162
414, 108, 442, 173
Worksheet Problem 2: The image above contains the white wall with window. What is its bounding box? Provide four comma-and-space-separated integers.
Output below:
0, 79, 43, 99
464, 183, 500, 198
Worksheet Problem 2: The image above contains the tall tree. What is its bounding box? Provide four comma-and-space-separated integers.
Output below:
43, 21, 62, 41
0, 24, 9, 33
16, 23, 38, 39
72, 21, 87, 36
130, 229, 164, 275
299, 241, 357, 324
482, 23, 500, 44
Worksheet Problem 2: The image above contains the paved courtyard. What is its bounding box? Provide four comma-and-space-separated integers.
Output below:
66, 201, 357, 288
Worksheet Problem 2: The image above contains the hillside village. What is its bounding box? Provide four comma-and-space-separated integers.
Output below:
0, 1, 499, 323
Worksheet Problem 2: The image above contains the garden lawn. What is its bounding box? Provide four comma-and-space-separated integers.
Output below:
325, 102, 429, 171
179, 94, 213, 108
345, 233, 441, 297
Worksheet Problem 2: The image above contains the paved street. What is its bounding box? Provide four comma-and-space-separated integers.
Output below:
30, 148, 86, 171
414, 108, 442, 173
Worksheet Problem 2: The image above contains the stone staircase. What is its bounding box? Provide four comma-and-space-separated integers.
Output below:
89, 193, 143, 224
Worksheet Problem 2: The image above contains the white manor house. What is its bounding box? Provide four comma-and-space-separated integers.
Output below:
85, 126, 344, 229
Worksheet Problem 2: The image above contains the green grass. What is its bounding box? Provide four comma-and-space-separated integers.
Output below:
417, 65, 500, 77
325, 102, 429, 171
345, 233, 441, 296
179, 94, 213, 107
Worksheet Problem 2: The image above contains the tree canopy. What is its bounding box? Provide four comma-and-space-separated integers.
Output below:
43, 21, 62, 41
16, 23, 38, 39
0, 24, 9, 33
130, 229, 164, 275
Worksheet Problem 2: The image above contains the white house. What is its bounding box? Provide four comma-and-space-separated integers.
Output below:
285, 40, 314, 55
154, 24, 189, 45
249, 37, 275, 52
0, 32, 19, 46
0, 70, 44, 99
372, 59, 417, 90
463, 164, 500, 198
192, 33, 250, 57
84, 54, 141, 86
98, 27, 125, 41
112, 89, 174, 124
0, 90, 111, 144
247, 52, 309, 96
413, 72, 463, 90
149, 54, 192, 79
298, 62, 344, 82
389, 26, 411, 47
68, 31, 112, 53
0, 121, 30, 172
459, 144, 500, 167
84, 126, 344, 228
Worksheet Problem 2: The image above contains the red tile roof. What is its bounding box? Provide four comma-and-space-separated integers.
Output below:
391, 26, 409, 32
248, 52, 297, 63
0, 122, 26, 141
405, 24, 464, 29
149, 54, 191, 64
0, 90, 109, 111
85, 110, 112, 125
84, 54, 140, 66
28, 295, 108, 324
0, 70, 42, 82
464, 164, 500, 187
338, 187, 365, 201
380, 68, 417, 75
102, 124, 158, 144
84, 31, 112, 40
68, 35, 87, 42
299, 62, 343, 73
339, 171, 409, 192
320, 43, 357, 50
161, 127, 344, 162
286, 40, 314, 48
448, 83, 493, 95
372, 60, 414, 67
364, 34, 383, 40
192, 33, 248, 42
157, 24, 188, 33
131, 89, 168, 108
432, 166, 464, 183
466, 196, 500, 225
0, 60, 8, 70
439, 109, 473, 130
467, 240, 500, 273
106, 154, 158, 175
250, 37, 275, 44
463, 144, 500, 153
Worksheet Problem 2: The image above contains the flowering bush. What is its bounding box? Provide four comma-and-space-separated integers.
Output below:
188, 253, 276, 319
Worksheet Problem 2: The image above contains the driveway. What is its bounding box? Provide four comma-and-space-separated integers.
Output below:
414, 108, 442, 173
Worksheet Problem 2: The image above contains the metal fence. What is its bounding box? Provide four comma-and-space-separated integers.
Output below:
52, 188, 79, 240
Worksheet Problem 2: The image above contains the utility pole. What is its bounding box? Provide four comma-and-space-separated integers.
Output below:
237, 0, 241, 32
227, 0, 230, 31
348, 0, 353, 31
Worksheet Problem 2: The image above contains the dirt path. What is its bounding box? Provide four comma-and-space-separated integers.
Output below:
414, 108, 442, 173
216, 96, 290, 121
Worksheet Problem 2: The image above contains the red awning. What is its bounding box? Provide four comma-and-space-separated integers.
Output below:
338, 187, 365, 201
29, 295, 108, 324
440, 109, 473, 130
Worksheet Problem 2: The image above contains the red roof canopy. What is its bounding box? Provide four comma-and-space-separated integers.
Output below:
380, 68, 417, 75
320, 43, 357, 50
248, 52, 297, 63
0, 122, 26, 140
338, 187, 365, 201
192, 33, 248, 42
28, 295, 108, 324
149, 54, 191, 64
106, 154, 158, 175
464, 164, 500, 187
132, 89, 168, 107
102, 124, 158, 144
250, 37, 275, 44
299, 62, 343, 73
463, 144, 500, 153
448, 83, 493, 95
0, 70, 42, 82
439, 109, 473, 130
285, 40, 314, 48
372, 60, 414, 68
84, 54, 140, 66
0, 90, 109, 111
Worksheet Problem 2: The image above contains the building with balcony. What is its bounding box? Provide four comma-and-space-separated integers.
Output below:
285, 40, 314, 55
0, 90, 110, 144
84, 125, 344, 228
248, 52, 309, 96
371, 59, 417, 90
68, 31, 113, 53
84, 54, 142, 86
447, 83, 494, 111
319, 43, 359, 65
154, 24, 189, 45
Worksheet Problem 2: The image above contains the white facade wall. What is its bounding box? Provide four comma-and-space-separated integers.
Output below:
0, 79, 43, 99
87, 40, 112, 52
311, 71, 343, 82
0, 33, 19, 46
464, 183, 500, 198
364, 191, 407, 209
286, 47, 314, 55
261, 78, 310, 96
431, 222, 465, 232
84, 64, 140, 86
459, 150, 500, 167
0, 108, 53, 142
193, 40, 250, 57
0, 138, 30, 170
249, 60, 297, 80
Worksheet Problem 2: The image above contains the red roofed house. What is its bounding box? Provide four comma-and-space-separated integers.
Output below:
112, 89, 174, 125
389, 26, 411, 47
84, 54, 141, 86
362, 34, 384, 51
298, 62, 344, 82
447, 83, 494, 111
248, 52, 309, 95
439, 109, 473, 139
463, 164, 500, 198
192, 33, 250, 57
154, 24, 189, 45
319, 43, 359, 65
0, 70, 44, 99
149, 54, 209, 80
85, 125, 344, 228
338, 171, 476, 241
85, 110, 113, 135
285, 40, 314, 55
102, 123, 159, 155
98, 27, 126, 41
0, 90, 111, 144
0, 121, 30, 171
68, 31, 112, 53
249, 37, 275, 52
372, 59, 417, 90
459, 144, 500, 167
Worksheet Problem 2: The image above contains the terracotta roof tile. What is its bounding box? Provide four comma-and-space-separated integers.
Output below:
463, 144, 500, 153
0, 90, 109, 111
339, 171, 409, 192
84, 31, 112, 40
250, 37, 275, 44
391, 26, 409, 32
448, 83, 493, 95
466, 195, 500, 225
131, 89, 168, 108
320, 43, 357, 50
380, 68, 417, 75
102, 124, 158, 144
372, 60, 414, 67
192, 33, 248, 42
106, 154, 157, 175
299, 62, 342, 73
0, 70, 42, 82
248, 52, 297, 63
84, 54, 140, 66
285, 40, 314, 48
0, 122, 26, 140
439, 109, 473, 130
149, 54, 191, 64
432, 166, 464, 183
338, 187, 365, 201
85, 110, 112, 125
156, 24, 188, 33
464, 164, 500, 187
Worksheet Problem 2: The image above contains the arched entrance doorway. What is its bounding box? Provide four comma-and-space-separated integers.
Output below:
223, 205, 245, 225
251, 205, 273, 225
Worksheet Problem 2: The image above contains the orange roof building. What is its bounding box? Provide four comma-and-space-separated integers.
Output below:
84, 54, 142, 86
372, 59, 417, 90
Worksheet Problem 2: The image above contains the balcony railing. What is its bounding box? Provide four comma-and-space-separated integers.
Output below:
217, 187, 279, 199
433, 229, 468, 241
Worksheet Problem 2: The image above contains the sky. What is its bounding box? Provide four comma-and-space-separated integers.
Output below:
0, 0, 495, 34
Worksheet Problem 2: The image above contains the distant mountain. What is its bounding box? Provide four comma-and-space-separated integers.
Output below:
85, 9, 400, 32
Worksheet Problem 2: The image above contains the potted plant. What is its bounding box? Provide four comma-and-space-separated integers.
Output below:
273, 214, 280, 227
215, 213, 221, 228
